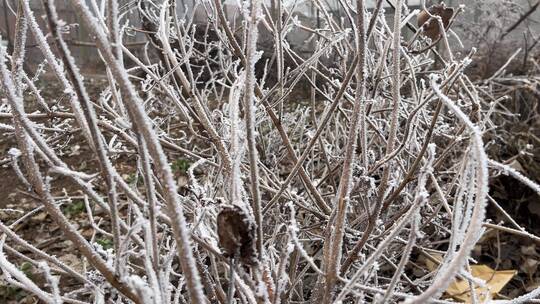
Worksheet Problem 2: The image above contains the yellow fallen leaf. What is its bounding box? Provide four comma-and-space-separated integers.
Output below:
445, 265, 517, 303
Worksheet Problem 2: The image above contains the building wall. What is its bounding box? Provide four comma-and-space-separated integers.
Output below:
0, 0, 538, 71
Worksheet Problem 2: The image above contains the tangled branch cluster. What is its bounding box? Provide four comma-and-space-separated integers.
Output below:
0, 0, 539, 303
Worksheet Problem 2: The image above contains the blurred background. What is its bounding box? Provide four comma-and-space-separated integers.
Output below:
1, 0, 538, 77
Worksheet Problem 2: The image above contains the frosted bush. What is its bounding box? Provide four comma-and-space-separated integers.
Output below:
0, 0, 539, 303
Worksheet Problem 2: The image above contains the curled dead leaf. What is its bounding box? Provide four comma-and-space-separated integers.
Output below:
217, 204, 258, 266
417, 3, 454, 41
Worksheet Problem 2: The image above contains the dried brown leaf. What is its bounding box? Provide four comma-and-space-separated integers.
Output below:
417, 4, 454, 40
217, 204, 258, 266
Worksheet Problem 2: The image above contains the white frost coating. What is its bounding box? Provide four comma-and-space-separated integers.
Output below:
20, 0, 91, 141
287, 242, 294, 254
67, 0, 207, 302
37, 262, 62, 304
0, 123, 15, 131
488, 159, 540, 195
408, 77, 489, 303
187, 158, 206, 197
492, 284, 540, 304
0, 247, 55, 303
114, 117, 132, 129
128, 275, 154, 304
93, 289, 105, 304
336, 173, 431, 301
0, 0, 528, 303
256, 276, 270, 301
49, 166, 97, 180
401, 9, 419, 28
228, 70, 246, 204
8, 147, 22, 158
287, 202, 324, 275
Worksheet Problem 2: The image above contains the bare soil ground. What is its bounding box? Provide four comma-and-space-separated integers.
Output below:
0, 74, 539, 302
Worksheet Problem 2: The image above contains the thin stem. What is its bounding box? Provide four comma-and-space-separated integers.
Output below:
320, 1, 366, 302
244, 0, 264, 259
